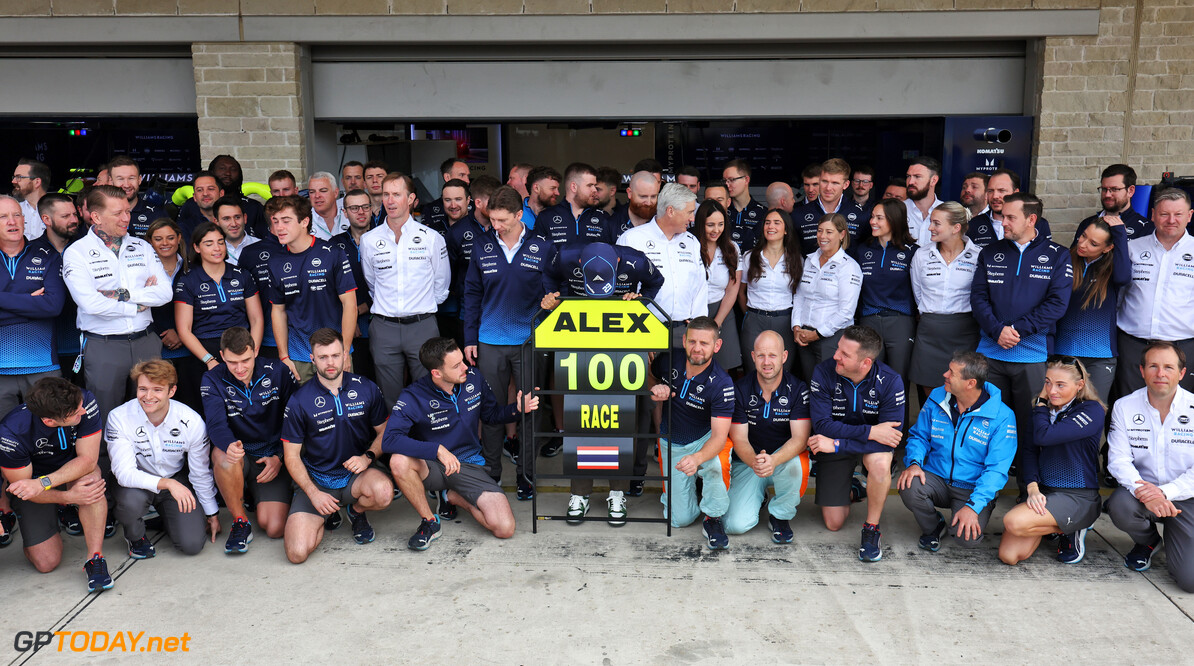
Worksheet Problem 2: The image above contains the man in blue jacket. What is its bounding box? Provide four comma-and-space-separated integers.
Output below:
897, 351, 1017, 551
384, 337, 538, 551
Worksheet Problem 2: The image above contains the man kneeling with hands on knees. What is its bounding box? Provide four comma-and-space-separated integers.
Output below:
386, 337, 537, 550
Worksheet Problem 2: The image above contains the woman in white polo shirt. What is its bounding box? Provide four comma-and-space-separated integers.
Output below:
739, 209, 802, 374
791, 213, 862, 382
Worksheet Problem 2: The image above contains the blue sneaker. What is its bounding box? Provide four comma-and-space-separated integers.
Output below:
0, 510, 17, 547
104, 513, 117, 539
702, 516, 729, 550
859, 523, 883, 562
127, 536, 155, 559
849, 476, 867, 503
436, 490, 458, 520
918, 512, 946, 552
84, 554, 113, 592
324, 510, 342, 531
224, 518, 253, 554
347, 507, 374, 545
517, 477, 535, 501
408, 517, 441, 551
1125, 536, 1162, 572
769, 515, 793, 544
502, 436, 520, 465
1057, 528, 1089, 564
58, 505, 82, 536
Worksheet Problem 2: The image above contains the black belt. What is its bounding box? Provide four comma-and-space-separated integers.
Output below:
375, 312, 434, 325
667, 321, 688, 329
86, 328, 152, 342
747, 307, 793, 317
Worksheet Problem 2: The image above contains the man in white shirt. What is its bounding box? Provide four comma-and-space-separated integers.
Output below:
905, 157, 944, 246
62, 185, 172, 419
618, 183, 706, 349
1116, 188, 1194, 395
360, 172, 450, 407
11, 158, 48, 240
215, 196, 258, 264
108, 360, 219, 558
308, 171, 349, 241
1108, 341, 1194, 591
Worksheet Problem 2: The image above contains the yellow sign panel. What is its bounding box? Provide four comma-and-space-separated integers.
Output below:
535, 299, 669, 350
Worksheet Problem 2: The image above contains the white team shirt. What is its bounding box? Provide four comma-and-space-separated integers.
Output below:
791, 246, 862, 337
706, 246, 736, 305
105, 399, 219, 515
739, 250, 795, 311
311, 208, 350, 241
617, 220, 707, 323
906, 197, 944, 247
360, 216, 450, 318
63, 228, 172, 336
1118, 233, 1194, 340
19, 199, 45, 241
910, 238, 981, 314
1108, 386, 1194, 502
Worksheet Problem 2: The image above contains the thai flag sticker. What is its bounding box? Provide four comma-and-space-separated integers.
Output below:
576, 446, 620, 469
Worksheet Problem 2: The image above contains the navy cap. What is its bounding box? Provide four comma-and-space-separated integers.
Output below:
580, 243, 619, 298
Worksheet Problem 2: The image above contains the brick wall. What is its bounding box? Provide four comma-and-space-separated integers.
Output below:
191, 43, 308, 185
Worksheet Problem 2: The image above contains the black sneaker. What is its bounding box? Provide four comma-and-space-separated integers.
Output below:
104, 513, 117, 538
436, 490, 458, 520
408, 517, 441, 551
859, 523, 883, 562
539, 435, 563, 458
1057, 528, 1088, 564
84, 554, 113, 592
58, 505, 82, 536
517, 477, 535, 501
918, 512, 946, 552
1125, 536, 1162, 572
502, 436, 520, 466
849, 476, 866, 503
703, 516, 729, 550
224, 518, 253, 554
324, 510, 343, 531
627, 480, 645, 497
768, 515, 793, 544
127, 536, 155, 559
0, 510, 17, 547
347, 507, 374, 545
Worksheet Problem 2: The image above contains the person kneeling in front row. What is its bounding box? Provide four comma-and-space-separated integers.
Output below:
385, 337, 538, 550
897, 351, 1016, 552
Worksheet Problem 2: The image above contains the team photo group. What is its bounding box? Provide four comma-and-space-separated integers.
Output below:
1, 150, 1191, 596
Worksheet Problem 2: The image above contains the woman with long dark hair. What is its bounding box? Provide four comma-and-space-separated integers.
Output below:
999, 356, 1105, 565
791, 213, 861, 382
909, 202, 981, 399
1053, 216, 1130, 403
854, 198, 918, 383
738, 209, 801, 373
694, 199, 742, 371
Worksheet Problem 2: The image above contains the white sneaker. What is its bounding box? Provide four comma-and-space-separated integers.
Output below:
566, 494, 590, 524
607, 491, 627, 527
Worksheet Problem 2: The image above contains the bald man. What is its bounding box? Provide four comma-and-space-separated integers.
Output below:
765, 182, 796, 214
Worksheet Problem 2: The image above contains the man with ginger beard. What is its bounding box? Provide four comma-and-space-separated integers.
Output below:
611, 170, 659, 236
520, 166, 560, 232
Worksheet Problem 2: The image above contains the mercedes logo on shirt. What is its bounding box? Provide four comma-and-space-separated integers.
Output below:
200, 283, 211, 292
135, 426, 147, 437
1132, 413, 1146, 425
993, 253, 1005, 263
429, 399, 440, 409
484, 244, 494, 253
314, 397, 326, 408
375, 240, 387, 249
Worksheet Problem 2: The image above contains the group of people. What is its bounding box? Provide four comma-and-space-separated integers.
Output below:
1, 150, 1192, 595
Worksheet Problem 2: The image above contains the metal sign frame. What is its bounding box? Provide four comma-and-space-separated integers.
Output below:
524, 296, 674, 535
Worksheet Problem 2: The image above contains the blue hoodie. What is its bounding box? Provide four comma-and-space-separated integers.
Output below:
903, 382, 1018, 511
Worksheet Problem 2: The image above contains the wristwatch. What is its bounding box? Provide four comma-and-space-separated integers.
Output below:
39, 476, 52, 490
363, 450, 377, 462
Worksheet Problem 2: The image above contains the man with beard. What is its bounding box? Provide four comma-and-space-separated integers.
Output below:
281, 328, 392, 562
595, 166, 622, 216
446, 176, 498, 353
434, 178, 471, 346
960, 172, 989, 219
421, 158, 472, 233
535, 163, 613, 246
520, 166, 560, 232
11, 159, 48, 240
903, 157, 945, 246
611, 171, 659, 236
723, 159, 766, 251
851, 165, 878, 209
37, 194, 84, 385
967, 169, 1052, 248
215, 196, 258, 264
107, 156, 165, 240
1071, 164, 1153, 243
794, 158, 870, 254
177, 171, 224, 241
307, 171, 348, 241
209, 155, 268, 239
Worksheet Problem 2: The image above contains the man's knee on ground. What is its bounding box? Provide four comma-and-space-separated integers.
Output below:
27, 547, 62, 574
